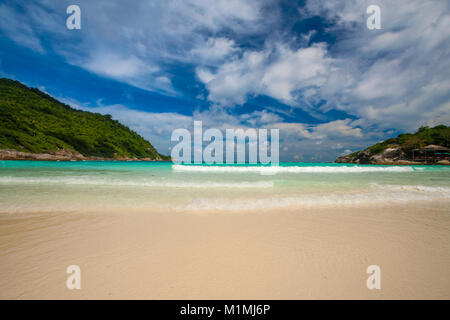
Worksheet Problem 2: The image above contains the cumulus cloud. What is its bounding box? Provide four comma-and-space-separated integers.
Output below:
202, 0, 449, 134
307, 0, 450, 132
0, 0, 274, 94
195, 0, 450, 136
189, 37, 239, 64
197, 43, 333, 106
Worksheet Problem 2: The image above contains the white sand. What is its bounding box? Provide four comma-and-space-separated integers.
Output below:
1, 202, 450, 299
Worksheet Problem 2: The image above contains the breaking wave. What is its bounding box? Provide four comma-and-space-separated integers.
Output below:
0, 176, 273, 189
178, 187, 450, 212
172, 164, 416, 173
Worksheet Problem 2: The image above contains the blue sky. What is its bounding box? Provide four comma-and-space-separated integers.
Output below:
1, 0, 449, 161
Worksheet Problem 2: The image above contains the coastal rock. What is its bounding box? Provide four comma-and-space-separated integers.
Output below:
336, 146, 408, 165
0, 149, 167, 161
335, 149, 373, 164
0, 149, 86, 161
371, 147, 406, 164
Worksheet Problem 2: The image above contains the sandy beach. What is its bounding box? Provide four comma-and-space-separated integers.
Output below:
1, 201, 449, 299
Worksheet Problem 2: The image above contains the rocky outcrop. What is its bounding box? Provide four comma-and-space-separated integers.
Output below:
336, 125, 450, 165
336, 146, 422, 165
0, 149, 166, 161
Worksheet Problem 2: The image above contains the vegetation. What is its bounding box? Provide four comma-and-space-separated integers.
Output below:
0, 78, 169, 160
347, 124, 450, 159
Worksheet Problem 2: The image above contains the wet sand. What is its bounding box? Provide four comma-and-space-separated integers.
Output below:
1, 202, 450, 299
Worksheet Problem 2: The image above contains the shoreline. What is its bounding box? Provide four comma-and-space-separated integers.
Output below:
0, 158, 447, 165
1, 149, 448, 165
334, 160, 450, 166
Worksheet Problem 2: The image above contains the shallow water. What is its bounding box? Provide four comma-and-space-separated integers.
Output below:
0, 161, 449, 213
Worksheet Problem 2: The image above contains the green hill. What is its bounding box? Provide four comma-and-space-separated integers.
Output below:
336, 125, 450, 164
0, 78, 169, 160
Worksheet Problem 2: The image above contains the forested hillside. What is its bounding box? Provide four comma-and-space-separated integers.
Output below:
0, 78, 169, 160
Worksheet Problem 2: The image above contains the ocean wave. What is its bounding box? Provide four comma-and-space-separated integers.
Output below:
1, 184, 449, 214
0, 176, 273, 189
370, 183, 450, 194
172, 164, 415, 173
178, 190, 450, 212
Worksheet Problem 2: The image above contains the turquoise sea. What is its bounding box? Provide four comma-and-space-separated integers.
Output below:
1, 161, 449, 213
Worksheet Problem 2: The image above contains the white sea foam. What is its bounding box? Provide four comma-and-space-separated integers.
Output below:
1, 182, 449, 214
174, 183, 450, 211
178, 190, 450, 212
0, 176, 273, 189
172, 164, 415, 173
370, 183, 450, 194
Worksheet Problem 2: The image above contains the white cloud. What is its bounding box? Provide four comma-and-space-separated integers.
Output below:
75, 52, 176, 94
0, 4, 44, 53
262, 43, 331, 103
82, 53, 157, 79
313, 119, 362, 139
306, 0, 450, 132
164, 0, 265, 34
0, 0, 274, 95
195, 0, 450, 134
197, 43, 332, 106
189, 37, 239, 64
196, 49, 265, 105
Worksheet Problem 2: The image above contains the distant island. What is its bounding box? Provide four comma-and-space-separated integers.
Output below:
0, 78, 170, 161
336, 125, 450, 165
